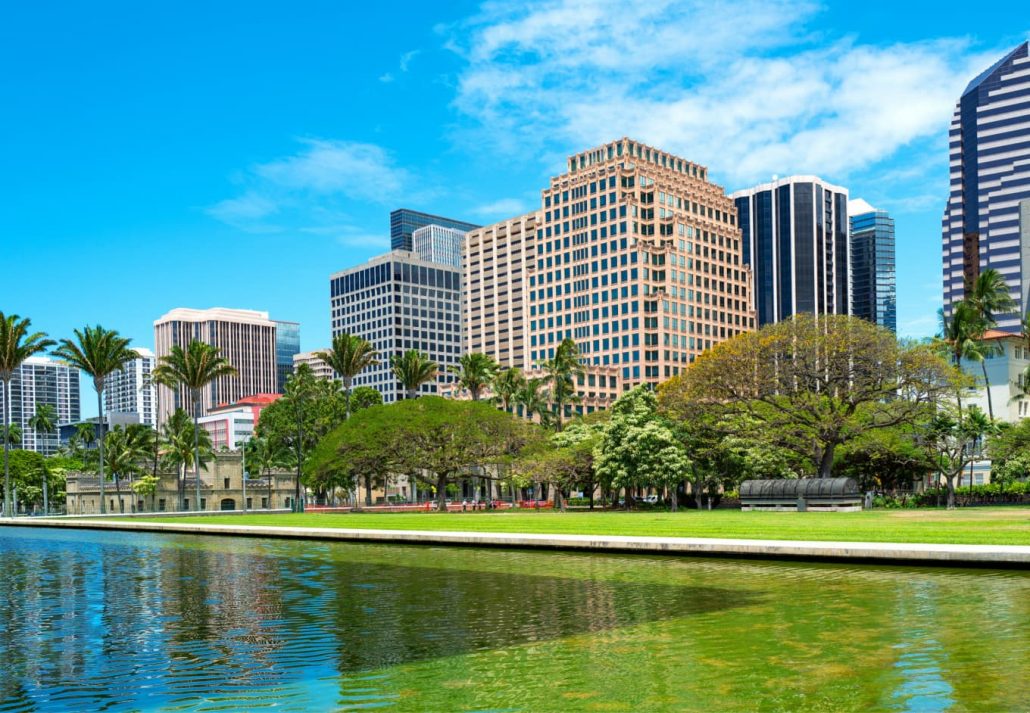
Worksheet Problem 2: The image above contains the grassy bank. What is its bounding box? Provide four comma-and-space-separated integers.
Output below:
115, 508, 1030, 546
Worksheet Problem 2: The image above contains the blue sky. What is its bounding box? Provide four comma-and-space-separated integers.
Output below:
2, 1, 1028, 416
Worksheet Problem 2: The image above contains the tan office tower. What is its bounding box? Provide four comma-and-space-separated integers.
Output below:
529, 138, 755, 391
462, 212, 539, 369
154, 307, 278, 425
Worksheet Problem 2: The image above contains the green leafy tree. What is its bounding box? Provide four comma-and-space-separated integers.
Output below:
962, 269, 1017, 421
349, 386, 383, 413
662, 314, 963, 478
3, 424, 21, 447
450, 353, 498, 401
162, 408, 213, 509
391, 350, 437, 400
54, 325, 138, 515
515, 377, 549, 423
152, 340, 236, 511
244, 435, 290, 509
594, 387, 690, 511
131, 475, 161, 512
0, 313, 55, 517
923, 406, 985, 509
316, 333, 378, 419
28, 403, 57, 454
834, 424, 935, 493
309, 397, 532, 512
541, 338, 584, 431
520, 420, 601, 510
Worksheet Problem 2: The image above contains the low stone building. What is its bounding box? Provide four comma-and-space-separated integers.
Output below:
65, 452, 299, 515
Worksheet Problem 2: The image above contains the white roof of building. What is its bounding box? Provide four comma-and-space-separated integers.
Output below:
847, 198, 878, 217
729, 175, 849, 200
154, 307, 272, 326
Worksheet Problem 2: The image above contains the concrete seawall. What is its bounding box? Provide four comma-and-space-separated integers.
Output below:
3, 517, 1029, 568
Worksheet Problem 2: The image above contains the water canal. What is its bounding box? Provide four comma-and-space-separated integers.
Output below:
1, 526, 1027, 711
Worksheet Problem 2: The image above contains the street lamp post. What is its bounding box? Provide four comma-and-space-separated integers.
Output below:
241, 433, 249, 513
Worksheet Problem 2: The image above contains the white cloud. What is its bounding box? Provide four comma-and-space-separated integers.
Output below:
446, 0, 1001, 189
207, 138, 409, 236
379, 72, 395, 83
471, 197, 528, 218
399, 50, 420, 72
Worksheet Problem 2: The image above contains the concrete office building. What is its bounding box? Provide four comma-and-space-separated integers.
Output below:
198, 394, 279, 451
330, 251, 461, 403
529, 138, 755, 393
104, 347, 157, 428
849, 199, 897, 333
273, 320, 301, 393
462, 212, 539, 369
292, 350, 335, 381
942, 41, 1030, 331
2, 356, 80, 455
390, 208, 479, 252
731, 176, 850, 326
413, 224, 466, 268
154, 308, 279, 425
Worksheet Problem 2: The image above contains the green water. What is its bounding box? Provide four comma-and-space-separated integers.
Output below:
0, 526, 1027, 711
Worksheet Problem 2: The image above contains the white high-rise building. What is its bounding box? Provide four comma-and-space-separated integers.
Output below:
329, 251, 461, 403
104, 347, 157, 427
3, 356, 80, 455
293, 351, 335, 381
413, 224, 465, 268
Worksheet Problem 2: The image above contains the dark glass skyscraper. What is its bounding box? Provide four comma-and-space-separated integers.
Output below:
943, 41, 1030, 332
389, 209, 479, 251
732, 176, 850, 326
273, 321, 300, 393
850, 203, 896, 333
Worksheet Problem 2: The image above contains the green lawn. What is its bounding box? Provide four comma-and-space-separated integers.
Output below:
118, 508, 1030, 546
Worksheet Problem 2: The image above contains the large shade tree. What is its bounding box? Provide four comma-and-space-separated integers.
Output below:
0, 313, 55, 517
54, 325, 138, 515
316, 333, 378, 419
153, 340, 236, 512
660, 314, 963, 479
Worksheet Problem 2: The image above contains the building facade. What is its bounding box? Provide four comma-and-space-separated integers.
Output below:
462, 212, 539, 368
731, 176, 850, 327
413, 224, 466, 268
329, 251, 461, 402
3, 356, 80, 455
943, 41, 1030, 331
293, 350, 335, 381
389, 208, 479, 252
65, 452, 297, 514
104, 347, 157, 427
198, 394, 280, 451
528, 138, 755, 393
153, 308, 278, 425
273, 321, 300, 393
849, 201, 897, 333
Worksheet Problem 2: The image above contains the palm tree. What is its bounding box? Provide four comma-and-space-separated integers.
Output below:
245, 435, 287, 509
143, 369, 177, 482
2, 424, 21, 448
965, 269, 1017, 421
492, 367, 525, 412
104, 427, 140, 513
515, 377, 549, 422
54, 325, 137, 516
391, 350, 437, 399
153, 341, 236, 512
449, 353, 498, 401
162, 408, 213, 509
0, 313, 55, 517
939, 302, 979, 417
316, 333, 378, 419
541, 338, 585, 431
28, 403, 57, 514
963, 406, 996, 489
278, 365, 319, 511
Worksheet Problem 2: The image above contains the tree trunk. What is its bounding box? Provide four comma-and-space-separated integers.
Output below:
344, 377, 352, 420
436, 473, 447, 512
2, 379, 10, 518
946, 474, 956, 510
192, 391, 202, 512
114, 474, 123, 513
365, 474, 372, 507
818, 442, 836, 478
267, 468, 272, 510
670, 486, 678, 512
981, 360, 995, 421
97, 389, 107, 515
42, 471, 48, 516
555, 485, 565, 512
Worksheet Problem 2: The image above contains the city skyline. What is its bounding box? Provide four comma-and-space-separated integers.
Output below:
3, 3, 1029, 417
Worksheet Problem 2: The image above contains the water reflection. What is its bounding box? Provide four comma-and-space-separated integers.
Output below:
0, 527, 1028, 712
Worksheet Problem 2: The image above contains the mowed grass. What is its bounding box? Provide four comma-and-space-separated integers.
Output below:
121, 507, 1030, 546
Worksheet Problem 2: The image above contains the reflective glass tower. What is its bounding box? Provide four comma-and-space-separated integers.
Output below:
849, 202, 896, 333
273, 321, 301, 393
732, 176, 850, 326
943, 41, 1030, 331
389, 209, 478, 251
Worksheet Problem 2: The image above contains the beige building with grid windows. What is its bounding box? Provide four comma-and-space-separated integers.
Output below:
292, 350, 335, 381
154, 308, 278, 426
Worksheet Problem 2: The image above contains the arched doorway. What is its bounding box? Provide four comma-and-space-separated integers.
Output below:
219, 498, 236, 511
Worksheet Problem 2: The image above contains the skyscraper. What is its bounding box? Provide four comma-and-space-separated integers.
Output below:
329, 251, 461, 402
731, 176, 850, 326
104, 347, 157, 427
153, 308, 279, 425
273, 320, 300, 392
849, 199, 897, 333
389, 208, 479, 252
528, 138, 755, 391
4, 356, 80, 455
413, 224, 466, 268
942, 41, 1030, 331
